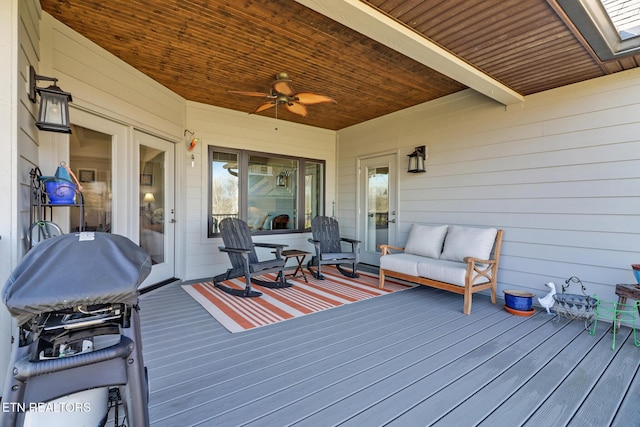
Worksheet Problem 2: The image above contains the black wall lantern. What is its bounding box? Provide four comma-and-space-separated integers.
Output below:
28, 66, 73, 134
407, 145, 426, 173
276, 171, 289, 187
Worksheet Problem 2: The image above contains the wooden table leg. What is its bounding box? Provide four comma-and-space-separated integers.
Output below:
293, 255, 308, 282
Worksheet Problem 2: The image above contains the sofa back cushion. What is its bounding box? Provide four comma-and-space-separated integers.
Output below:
440, 225, 497, 262
404, 224, 448, 259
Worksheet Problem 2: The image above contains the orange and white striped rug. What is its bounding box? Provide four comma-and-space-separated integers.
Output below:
182, 267, 412, 332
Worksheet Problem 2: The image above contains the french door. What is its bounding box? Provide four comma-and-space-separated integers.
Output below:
358, 153, 397, 265
136, 131, 176, 287
56, 110, 176, 288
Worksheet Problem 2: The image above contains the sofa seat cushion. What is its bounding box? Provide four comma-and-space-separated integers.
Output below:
416, 257, 489, 287
380, 253, 425, 277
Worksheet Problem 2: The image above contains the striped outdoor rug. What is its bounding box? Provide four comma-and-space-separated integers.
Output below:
182, 267, 412, 332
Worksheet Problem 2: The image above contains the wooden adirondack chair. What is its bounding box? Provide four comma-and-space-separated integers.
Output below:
307, 216, 360, 280
214, 218, 292, 297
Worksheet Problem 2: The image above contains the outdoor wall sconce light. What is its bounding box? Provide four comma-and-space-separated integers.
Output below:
407, 145, 426, 173
276, 171, 290, 187
28, 66, 73, 134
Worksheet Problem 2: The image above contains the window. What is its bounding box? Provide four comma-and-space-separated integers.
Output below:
558, 0, 640, 60
208, 147, 324, 237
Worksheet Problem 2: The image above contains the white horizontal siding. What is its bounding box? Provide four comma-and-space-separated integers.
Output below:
1, 0, 42, 397
337, 70, 640, 304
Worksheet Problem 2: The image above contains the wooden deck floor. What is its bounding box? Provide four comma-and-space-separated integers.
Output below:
139, 280, 640, 426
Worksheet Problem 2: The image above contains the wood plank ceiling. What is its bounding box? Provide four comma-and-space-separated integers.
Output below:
40, 0, 640, 130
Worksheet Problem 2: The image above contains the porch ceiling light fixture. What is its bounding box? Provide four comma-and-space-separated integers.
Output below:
28, 66, 73, 134
407, 145, 426, 173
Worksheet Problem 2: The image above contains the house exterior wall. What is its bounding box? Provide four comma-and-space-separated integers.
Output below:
184, 101, 336, 281
15, 10, 338, 285
0, 0, 43, 394
337, 69, 640, 302
0, 4, 337, 391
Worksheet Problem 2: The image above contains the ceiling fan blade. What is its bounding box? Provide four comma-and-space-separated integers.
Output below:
294, 92, 336, 105
254, 102, 276, 113
227, 90, 271, 97
285, 101, 308, 117
272, 79, 295, 96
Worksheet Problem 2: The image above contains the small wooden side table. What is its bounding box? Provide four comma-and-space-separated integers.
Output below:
614, 283, 640, 329
280, 249, 311, 282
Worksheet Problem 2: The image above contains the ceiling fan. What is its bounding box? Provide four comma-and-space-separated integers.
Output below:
228, 72, 336, 118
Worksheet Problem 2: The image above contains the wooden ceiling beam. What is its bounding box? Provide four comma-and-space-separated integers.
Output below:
295, 0, 525, 106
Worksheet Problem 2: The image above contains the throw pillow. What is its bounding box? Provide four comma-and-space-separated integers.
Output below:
404, 224, 448, 259
440, 225, 497, 262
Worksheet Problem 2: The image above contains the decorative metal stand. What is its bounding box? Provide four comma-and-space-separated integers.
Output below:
553, 276, 599, 330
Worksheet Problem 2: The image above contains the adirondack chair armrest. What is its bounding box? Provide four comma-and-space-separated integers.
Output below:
341, 237, 360, 253
307, 238, 321, 256
218, 246, 251, 256
341, 237, 360, 244
254, 243, 287, 249
254, 242, 287, 258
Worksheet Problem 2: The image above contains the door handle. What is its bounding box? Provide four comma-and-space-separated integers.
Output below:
387, 219, 396, 224
170, 218, 176, 223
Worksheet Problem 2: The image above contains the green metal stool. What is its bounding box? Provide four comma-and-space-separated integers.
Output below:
590, 299, 640, 350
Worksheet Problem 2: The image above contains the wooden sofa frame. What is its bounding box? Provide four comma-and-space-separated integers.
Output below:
378, 229, 504, 315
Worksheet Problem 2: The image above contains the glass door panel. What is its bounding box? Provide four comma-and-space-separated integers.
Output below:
140, 145, 165, 264
366, 166, 389, 253
137, 131, 175, 287
359, 154, 397, 265
69, 125, 112, 232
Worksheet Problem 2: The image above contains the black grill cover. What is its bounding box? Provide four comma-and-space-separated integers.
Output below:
3, 232, 151, 325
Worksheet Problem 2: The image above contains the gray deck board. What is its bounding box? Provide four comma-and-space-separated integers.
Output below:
222, 305, 507, 426
431, 319, 603, 426
385, 315, 587, 426
139, 280, 640, 427
569, 328, 639, 426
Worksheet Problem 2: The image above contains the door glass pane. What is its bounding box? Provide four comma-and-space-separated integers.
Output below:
248, 155, 298, 231
140, 145, 165, 264
367, 166, 389, 252
210, 150, 239, 234
305, 161, 324, 229
70, 125, 112, 232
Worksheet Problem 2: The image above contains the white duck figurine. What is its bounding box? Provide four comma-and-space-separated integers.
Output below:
538, 282, 557, 314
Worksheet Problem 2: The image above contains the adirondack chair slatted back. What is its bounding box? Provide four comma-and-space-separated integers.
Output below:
311, 216, 342, 254
219, 218, 259, 269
